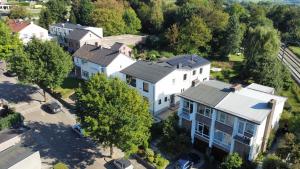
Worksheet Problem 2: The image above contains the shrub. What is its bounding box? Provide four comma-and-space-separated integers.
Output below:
220, 153, 243, 169
267, 129, 276, 150
53, 162, 68, 169
262, 154, 288, 169
0, 113, 23, 131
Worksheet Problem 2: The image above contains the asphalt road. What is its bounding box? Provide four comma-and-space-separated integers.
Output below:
0, 67, 145, 169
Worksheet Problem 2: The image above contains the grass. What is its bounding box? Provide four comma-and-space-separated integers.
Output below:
228, 53, 245, 62
54, 77, 84, 99
288, 46, 300, 59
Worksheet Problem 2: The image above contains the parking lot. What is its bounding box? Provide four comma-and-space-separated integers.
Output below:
0, 66, 145, 169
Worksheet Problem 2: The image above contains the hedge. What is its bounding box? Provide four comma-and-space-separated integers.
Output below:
0, 113, 23, 131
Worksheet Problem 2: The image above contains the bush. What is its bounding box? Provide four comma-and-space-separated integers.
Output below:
220, 153, 243, 169
0, 113, 23, 131
53, 162, 68, 169
262, 154, 288, 169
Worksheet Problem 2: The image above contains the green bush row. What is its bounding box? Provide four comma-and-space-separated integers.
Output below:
0, 113, 23, 131
144, 148, 169, 169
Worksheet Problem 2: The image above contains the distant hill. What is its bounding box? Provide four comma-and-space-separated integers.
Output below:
227, 0, 300, 4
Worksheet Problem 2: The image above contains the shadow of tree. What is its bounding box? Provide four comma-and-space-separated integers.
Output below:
20, 122, 103, 169
0, 81, 39, 103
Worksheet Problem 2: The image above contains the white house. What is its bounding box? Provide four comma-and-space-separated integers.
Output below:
177, 80, 287, 161
49, 22, 103, 46
7, 20, 48, 44
120, 55, 211, 116
73, 43, 135, 79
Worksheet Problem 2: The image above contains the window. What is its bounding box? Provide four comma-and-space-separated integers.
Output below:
214, 130, 231, 148
193, 70, 196, 75
245, 123, 255, 134
196, 122, 210, 139
199, 68, 203, 74
82, 71, 89, 78
217, 111, 234, 126
172, 79, 175, 84
158, 99, 161, 105
143, 82, 149, 92
238, 120, 245, 135
165, 97, 168, 102
126, 75, 136, 87
183, 74, 187, 80
201, 107, 211, 118
183, 100, 193, 114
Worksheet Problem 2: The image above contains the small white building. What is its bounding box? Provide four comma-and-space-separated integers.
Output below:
120, 55, 211, 116
7, 20, 48, 44
73, 43, 135, 79
177, 80, 287, 161
49, 23, 103, 46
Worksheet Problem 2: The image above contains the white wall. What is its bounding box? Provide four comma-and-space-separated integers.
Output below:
79, 32, 102, 47
271, 101, 285, 129
19, 23, 48, 44
251, 118, 267, 159
84, 27, 103, 38
74, 57, 105, 80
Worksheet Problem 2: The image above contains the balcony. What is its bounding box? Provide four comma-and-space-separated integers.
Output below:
178, 108, 193, 121
234, 135, 252, 145
213, 139, 231, 151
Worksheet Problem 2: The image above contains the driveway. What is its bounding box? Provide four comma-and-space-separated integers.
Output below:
0, 70, 145, 169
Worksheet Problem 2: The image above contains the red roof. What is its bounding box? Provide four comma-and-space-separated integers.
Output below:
7, 19, 30, 33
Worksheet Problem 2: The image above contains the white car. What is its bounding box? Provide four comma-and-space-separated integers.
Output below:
113, 158, 133, 169
72, 124, 84, 137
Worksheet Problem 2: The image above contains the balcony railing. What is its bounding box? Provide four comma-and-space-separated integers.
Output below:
234, 135, 252, 145
213, 139, 231, 151
178, 108, 193, 121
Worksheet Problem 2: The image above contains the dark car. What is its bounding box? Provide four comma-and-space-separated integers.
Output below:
4, 70, 17, 77
113, 158, 133, 169
175, 153, 201, 169
43, 101, 62, 114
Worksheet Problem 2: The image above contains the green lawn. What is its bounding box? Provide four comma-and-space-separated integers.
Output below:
288, 46, 300, 59
228, 53, 245, 62
54, 77, 84, 99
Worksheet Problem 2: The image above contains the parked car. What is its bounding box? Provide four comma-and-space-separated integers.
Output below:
43, 101, 62, 114
4, 70, 17, 77
72, 124, 84, 137
113, 158, 133, 169
175, 153, 201, 169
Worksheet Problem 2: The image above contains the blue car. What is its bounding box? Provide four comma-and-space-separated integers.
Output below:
175, 153, 200, 169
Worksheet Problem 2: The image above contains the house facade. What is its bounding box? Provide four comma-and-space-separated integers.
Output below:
49, 23, 103, 47
7, 20, 48, 44
73, 43, 135, 80
120, 55, 211, 116
177, 80, 286, 161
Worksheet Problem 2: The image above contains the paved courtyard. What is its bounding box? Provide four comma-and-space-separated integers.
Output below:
0, 68, 145, 169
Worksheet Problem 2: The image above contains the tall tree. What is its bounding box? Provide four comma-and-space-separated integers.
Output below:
221, 14, 245, 57
176, 16, 212, 54
75, 74, 153, 157
9, 39, 73, 101
243, 26, 291, 91
165, 24, 180, 49
9, 6, 29, 19
71, 0, 94, 25
0, 21, 22, 61
123, 8, 141, 34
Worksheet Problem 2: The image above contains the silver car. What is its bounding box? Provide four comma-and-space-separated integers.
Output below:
113, 158, 133, 169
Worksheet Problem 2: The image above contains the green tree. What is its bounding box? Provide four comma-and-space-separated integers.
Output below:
0, 21, 22, 61
123, 8, 141, 34
262, 154, 288, 169
71, 0, 94, 25
39, 0, 69, 29
243, 26, 291, 91
221, 153, 243, 169
176, 16, 212, 54
91, 8, 126, 36
221, 14, 245, 57
75, 74, 153, 157
165, 24, 180, 49
9, 39, 73, 101
149, 0, 164, 33
9, 6, 29, 19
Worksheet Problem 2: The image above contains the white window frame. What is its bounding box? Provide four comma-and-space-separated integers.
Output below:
196, 122, 210, 139
204, 107, 212, 118
82, 70, 89, 78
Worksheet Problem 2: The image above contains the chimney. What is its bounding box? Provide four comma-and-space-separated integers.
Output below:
261, 99, 276, 152
230, 84, 242, 92
177, 63, 182, 69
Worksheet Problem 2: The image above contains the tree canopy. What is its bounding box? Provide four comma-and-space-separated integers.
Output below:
9, 39, 73, 101
75, 74, 153, 156
9, 6, 29, 19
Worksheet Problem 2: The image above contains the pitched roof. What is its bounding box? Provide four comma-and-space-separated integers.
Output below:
65, 29, 89, 40
179, 80, 231, 107
51, 22, 85, 29
0, 129, 26, 144
246, 83, 275, 94
7, 20, 30, 33
0, 144, 37, 169
121, 61, 175, 84
73, 45, 122, 66
165, 54, 210, 69
110, 42, 124, 51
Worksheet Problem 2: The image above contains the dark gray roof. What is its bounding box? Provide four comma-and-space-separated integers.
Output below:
0, 129, 27, 144
121, 61, 175, 84
179, 80, 231, 107
0, 144, 37, 169
65, 29, 89, 40
165, 55, 210, 69
110, 42, 125, 51
52, 23, 85, 29
73, 45, 122, 66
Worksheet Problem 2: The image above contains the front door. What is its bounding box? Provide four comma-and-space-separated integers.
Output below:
170, 94, 175, 107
